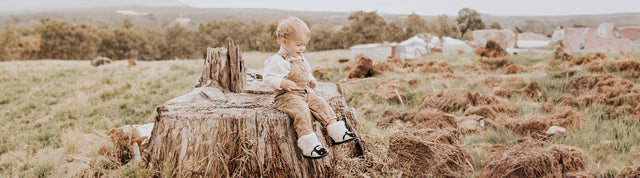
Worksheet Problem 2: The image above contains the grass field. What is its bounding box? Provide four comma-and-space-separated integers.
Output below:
1, 50, 640, 177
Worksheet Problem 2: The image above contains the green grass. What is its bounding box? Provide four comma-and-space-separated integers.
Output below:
551, 104, 640, 175
2, 51, 640, 177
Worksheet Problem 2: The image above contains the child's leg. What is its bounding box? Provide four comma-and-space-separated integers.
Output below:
275, 92, 329, 158
274, 93, 314, 136
307, 93, 356, 144
306, 93, 337, 126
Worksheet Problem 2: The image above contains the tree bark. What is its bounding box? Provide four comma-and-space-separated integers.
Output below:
144, 41, 365, 177
196, 40, 246, 93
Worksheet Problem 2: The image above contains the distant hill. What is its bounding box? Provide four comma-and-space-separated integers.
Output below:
1, 6, 639, 36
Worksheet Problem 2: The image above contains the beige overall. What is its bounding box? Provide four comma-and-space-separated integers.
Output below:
273, 53, 337, 137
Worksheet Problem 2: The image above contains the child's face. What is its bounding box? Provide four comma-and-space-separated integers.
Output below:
280, 33, 309, 58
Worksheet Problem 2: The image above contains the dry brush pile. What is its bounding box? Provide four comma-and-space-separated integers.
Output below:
343, 40, 640, 176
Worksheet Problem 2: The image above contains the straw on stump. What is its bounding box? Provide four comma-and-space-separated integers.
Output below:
143, 40, 365, 177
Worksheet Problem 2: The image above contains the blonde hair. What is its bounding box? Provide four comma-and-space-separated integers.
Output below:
276, 17, 311, 40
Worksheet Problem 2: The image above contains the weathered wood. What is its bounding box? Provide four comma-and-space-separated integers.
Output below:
145, 42, 365, 177
196, 40, 245, 92
228, 40, 246, 93
145, 81, 365, 177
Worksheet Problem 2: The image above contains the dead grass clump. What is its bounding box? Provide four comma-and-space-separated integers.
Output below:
421, 88, 472, 113
379, 108, 457, 130
481, 138, 587, 178
479, 146, 562, 178
464, 106, 498, 120
419, 61, 454, 73
549, 145, 586, 173
388, 130, 474, 177
545, 58, 561, 71
102, 128, 133, 165
569, 53, 606, 66
469, 65, 489, 75
408, 128, 460, 145
553, 70, 577, 78
504, 117, 549, 136
493, 87, 515, 98
588, 61, 605, 73
522, 82, 545, 101
370, 57, 454, 74
312, 67, 330, 79
553, 45, 567, 60
505, 107, 587, 136
565, 74, 639, 106
481, 75, 526, 88
479, 57, 508, 69
408, 78, 421, 88
502, 64, 526, 74
471, 93, 517, 115
475, 40, 507, 58
371, 61, 398, 75
618, 166, 640, 178
547, 107, 588, 128
484, 137, 544, 157
456, 115, 494, 134
615, 60, 640, 78
371, 80, 405, 102
91, 56, 112, 67
348, 54, 375, 78
420, 88, 517, 118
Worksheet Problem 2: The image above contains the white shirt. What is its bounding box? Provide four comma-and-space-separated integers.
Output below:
263, 54, 316, 90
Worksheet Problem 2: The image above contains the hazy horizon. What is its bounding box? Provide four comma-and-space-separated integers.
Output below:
2, 0, 640, 17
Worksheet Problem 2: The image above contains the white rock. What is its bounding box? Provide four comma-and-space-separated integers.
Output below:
545, 126, 567, 137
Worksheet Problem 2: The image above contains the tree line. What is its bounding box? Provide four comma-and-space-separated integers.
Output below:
0, 8, 496, 61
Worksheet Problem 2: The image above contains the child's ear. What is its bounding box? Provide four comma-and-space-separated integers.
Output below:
279, 38, 286, 45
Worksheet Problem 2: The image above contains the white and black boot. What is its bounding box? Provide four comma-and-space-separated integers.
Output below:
297, 133, 329, 159
327, 121, 356, 145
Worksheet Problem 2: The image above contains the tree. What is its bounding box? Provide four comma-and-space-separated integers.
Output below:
246, 20, 265, 51
123, 18, 134, 29
429, 15, 460, 38
198, 20, 251, 54
162, 23, 200, 59
256, 19, 279, 52
0, 26, 21, 60
336, 11, 386, 48
98, 26, 163, 60
310, 26, 339, 51
405, 13, 428, 37
383, 22, 406, 42
488, 22, 502, 29
456, 8, 485, 38
35, 19, 100, 59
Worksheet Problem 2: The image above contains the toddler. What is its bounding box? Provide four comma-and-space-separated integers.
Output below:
263, 17, 356, 159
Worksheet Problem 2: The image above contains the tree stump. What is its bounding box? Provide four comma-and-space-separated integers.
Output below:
144, 41, 365, 177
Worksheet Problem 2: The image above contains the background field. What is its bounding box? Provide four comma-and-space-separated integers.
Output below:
2, 50, 640, 177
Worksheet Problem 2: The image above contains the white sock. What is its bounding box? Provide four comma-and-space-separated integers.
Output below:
327, 121, 353, 143
297, 132, 324, 157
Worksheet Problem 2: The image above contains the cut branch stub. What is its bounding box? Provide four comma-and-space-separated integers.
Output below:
196, 40, 246, 93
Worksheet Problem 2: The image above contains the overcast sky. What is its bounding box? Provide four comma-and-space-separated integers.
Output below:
1, 0, 639, 16
177, 0, 640, 16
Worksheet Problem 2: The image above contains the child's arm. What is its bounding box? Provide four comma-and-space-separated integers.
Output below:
263, 55, 297, 91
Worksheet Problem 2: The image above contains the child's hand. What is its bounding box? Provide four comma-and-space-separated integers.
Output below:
280, 79, 298, 91
309, 80, 317, 89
